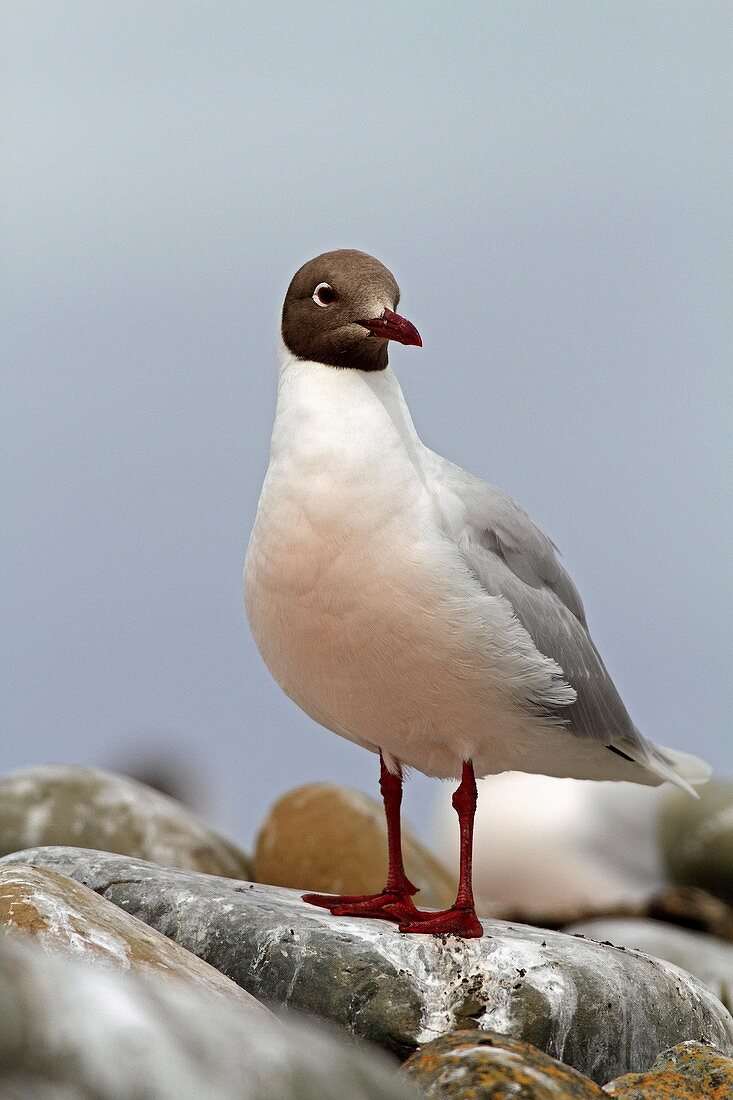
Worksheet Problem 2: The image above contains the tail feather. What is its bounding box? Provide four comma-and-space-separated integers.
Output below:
613, 735, 711, 798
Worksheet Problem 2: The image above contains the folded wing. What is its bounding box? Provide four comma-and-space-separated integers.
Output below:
425, 449, 709, 792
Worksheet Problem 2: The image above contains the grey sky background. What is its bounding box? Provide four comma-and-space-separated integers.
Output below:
3, 1, 731, 845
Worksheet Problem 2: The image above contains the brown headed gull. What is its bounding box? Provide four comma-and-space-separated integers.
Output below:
244, 249, 710, 938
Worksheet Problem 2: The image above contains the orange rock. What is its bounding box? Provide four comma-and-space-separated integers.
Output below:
253, 783, 455, 909
403, 1030, 604, 1098
603, 1040, 733, 1098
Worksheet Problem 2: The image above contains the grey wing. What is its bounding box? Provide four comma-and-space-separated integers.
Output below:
426, 450, 642, 749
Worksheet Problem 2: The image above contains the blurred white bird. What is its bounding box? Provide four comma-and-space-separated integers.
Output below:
435, 774, 668, 915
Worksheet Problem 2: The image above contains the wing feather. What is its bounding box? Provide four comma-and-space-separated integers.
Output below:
422, 449, 709, 792
424, 449, 641, 748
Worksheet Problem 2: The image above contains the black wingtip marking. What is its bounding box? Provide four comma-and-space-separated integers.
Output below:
608, 745, 635, 762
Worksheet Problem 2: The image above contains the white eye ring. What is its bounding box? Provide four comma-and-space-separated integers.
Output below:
312, 282, 337, 307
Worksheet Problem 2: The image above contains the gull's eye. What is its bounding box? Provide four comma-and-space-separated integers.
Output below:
313, 282, 338, 307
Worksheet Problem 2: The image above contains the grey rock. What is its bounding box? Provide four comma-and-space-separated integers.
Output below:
0, 1080, 85, 1099
566, 917, 733, 1012
0, 765, 251, 878
660, 778, 733, 904
0, 936, 416, 1100
2, 847, 732, 1085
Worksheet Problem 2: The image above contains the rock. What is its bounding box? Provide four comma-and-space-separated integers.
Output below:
642, 885, 733, 942
254, 783, 455, 910
403, 1029, 604, 1097
0, 935, 417, 1100
0, 765, 251, 877
0, 1081, 85, 1099
3, 848, 732, 1084
603, 1040, 733, 1098
498, 884, 733, 943
0, 863, 267, 1013
565, 918, 733, 1011
659, 779, 733, 904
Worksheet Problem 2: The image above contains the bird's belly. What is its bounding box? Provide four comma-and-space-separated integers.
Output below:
245, 487, 527, 778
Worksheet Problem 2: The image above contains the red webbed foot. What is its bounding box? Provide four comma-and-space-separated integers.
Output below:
398, 905, 484, 938
302, 890, 420, 923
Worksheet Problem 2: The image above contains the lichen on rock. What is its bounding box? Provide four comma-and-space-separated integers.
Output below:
603, 1039, 733, 1098
403, 1029, 604, 1097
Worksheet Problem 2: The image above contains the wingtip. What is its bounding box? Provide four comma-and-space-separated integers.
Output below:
651, 744, 712, 798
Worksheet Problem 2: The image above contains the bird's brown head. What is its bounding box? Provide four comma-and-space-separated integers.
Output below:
281, 249, 422, 372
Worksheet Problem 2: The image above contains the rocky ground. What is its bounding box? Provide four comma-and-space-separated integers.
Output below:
0, 764, 732, 1097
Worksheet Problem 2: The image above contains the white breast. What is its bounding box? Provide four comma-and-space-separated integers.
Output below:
245, 348, 569, 779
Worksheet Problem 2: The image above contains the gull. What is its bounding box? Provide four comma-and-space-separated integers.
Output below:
244, 249, 709, 938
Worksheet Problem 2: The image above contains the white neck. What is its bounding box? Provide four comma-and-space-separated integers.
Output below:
269, 342, 428, 485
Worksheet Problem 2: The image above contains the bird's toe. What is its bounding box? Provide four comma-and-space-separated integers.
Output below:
302, 890, 419, 923
398, 906, 484, 938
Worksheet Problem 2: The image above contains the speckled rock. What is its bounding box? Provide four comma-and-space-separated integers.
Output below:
565, 918, 733, 1011
254, 783, 455, 910
2, 848, 732, 1084
603, 1040, 733, 1097
0, 765, 252, 878
0, 863, 267, 1012
0, 935, 417, 1100
660, 779, 733, 904
403, 1029, 604, 1097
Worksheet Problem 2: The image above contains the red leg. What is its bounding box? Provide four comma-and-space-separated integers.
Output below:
399, 761, 483, 938
302, 754, 420, 923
